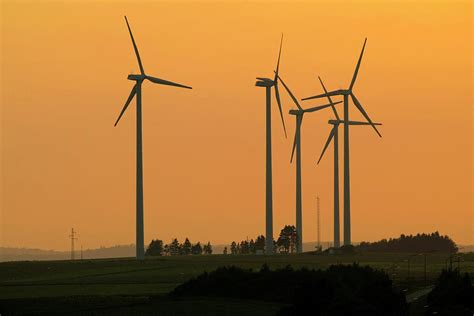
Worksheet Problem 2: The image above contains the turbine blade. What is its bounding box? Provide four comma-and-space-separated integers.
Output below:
349, 38, 367, 91
290, 115, 303, 163
318, 76, 340, 121
124, 16, 145, 75
304, 101, 342, 113
290, 130, 298, 163
276, 73, 303, 110
347, 121, 382, 126
114, 85, 137, 126
274, 33, 283, 82
350, 93, 382, 137
302, 90, 343, 101
146, 75, 192, 89
317, 128, 335, 164
274, 83, 287, 138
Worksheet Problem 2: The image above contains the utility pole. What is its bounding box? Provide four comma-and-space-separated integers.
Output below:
69, 228, 77, 260
316, 196, 321, 249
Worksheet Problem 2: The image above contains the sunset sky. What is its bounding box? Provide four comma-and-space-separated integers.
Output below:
1, 1, 472, 251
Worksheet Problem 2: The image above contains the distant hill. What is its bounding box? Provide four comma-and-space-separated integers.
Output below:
0, 245, 135, 262
2, 240, 472, 262
0, 242, 330, 261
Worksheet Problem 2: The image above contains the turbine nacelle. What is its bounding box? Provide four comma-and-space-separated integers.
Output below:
289, 109, 304, 116
255, 77, 275, 87
128, 74, 146, 81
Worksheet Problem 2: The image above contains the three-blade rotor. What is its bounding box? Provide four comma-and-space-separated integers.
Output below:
317, 119, 383, 164
301, 38, 382, 138
278, 74, 341, 163
115, 16, 192, 126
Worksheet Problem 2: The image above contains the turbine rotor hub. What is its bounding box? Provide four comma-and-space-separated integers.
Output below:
127, 74, 145, 81
289, 109, 304, 115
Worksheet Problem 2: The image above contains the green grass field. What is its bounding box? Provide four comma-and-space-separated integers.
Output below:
1, 252, 472, 314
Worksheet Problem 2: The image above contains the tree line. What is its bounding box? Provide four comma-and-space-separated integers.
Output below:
356, 232, 458, 253
170, 264, 408, 315
229, 225, 298, 254
145, 238, 213, 256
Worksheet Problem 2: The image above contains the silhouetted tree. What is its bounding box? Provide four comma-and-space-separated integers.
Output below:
191, 242, 202, 255
182, 238, 192, 255
160, 239, 215, 256
169, 238, 180, 256
277, 225, 298, 254
249, 239, 256, 254
223, 247, 228, 255
230, 235, 275, 254
145, 239, 164, 256
255, 235, 265, 253
230, 241, 237, 255
240, 240, 250, 254
203, 242, 213, 255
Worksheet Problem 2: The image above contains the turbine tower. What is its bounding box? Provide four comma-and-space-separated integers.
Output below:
302, 39, 381, 245
255, 35, 287, 255
276, 74, 341, 253
114, 16, 192, 260
316, 77, 341, 248
316, 77, 382, 248
316, 196, 320, 249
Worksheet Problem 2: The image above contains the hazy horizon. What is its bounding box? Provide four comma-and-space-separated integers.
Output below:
3, 239, 473, 261
1, 1, 472, 250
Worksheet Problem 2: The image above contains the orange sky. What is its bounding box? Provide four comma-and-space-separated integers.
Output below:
1, 1, 472, 250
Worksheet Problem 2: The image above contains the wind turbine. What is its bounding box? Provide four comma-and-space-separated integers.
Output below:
114, 16, 192, 260
302, 39, 381, 246
317, 76, 382, 249
276, 74, 341, 253
255, 35, 287, 255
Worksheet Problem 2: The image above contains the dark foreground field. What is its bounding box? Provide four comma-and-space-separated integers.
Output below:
1, 253, 472, 315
